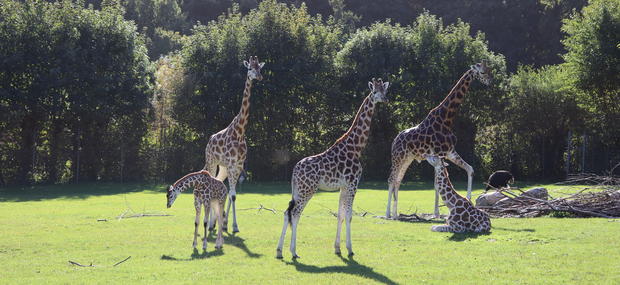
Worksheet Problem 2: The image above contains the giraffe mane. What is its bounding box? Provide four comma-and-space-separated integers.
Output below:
171, 170, 211, 189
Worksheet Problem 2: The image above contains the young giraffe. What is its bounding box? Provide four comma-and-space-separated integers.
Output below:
426, 156, 491, 233
276, 78, 390, 259
204, 56, 265, 233
166, 170, 228, 250
386, 61, 492, 219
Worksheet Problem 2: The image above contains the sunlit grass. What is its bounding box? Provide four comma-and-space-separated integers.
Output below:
0, 181, 618, 284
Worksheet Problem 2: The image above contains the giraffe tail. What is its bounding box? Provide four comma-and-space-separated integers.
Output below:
286, 199, 295, 226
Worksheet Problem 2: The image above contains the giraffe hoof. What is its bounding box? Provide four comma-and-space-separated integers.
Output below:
348, 252, 355, 257
232, 228, 239, 233
276, 255, 283, 259
292, 254, 300, 259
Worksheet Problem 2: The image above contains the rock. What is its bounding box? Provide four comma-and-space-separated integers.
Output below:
520, 187, 548, 200
475, 191, 506, 207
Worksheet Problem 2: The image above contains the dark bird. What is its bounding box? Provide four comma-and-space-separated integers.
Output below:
485, 170, 514, 192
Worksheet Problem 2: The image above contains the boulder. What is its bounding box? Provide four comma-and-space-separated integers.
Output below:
475, 191, 506, 207
520, 187, 548, 200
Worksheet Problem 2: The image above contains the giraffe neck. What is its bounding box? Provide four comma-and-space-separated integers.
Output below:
434, 167, 460, 209
233, 75, 253, 137
334, 94, 376, 156
173, 171, 207, 193
429, 69, 474, 128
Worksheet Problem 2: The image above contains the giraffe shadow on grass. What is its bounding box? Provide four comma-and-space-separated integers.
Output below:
447, 231, 492, 242
217, 232, 262, 258
160, 248, 223, 261
283, 255, 397, 285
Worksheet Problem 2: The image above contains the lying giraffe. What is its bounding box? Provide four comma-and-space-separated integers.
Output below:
276, 78, 390, 259
427, 156, 491, 233
387, 61, 492, 218
204, 56, 265, 233
166, 170, 227, 251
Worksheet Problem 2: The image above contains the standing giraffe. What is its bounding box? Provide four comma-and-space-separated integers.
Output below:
166, 170, 228, 250
426, 156, 491, 233
276, 78, 390, 259
387, 61, 492, 219
204, 56, 265, 233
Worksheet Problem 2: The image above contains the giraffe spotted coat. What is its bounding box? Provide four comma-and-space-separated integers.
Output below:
276, 78, 389, 259
387, 62, 492, 218
166, 170, 228, 251
427, 157, 491, 233
204, 56, 265, 233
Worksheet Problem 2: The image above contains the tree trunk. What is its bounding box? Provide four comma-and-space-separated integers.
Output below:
17, 114, 36, 184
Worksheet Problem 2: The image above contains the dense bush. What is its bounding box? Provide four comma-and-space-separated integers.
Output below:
0, 0, 153, 184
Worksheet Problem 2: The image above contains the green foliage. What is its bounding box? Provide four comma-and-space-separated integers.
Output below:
157, 1, 343, 180
0, 0, 153, 184
562, 0, 620, 144
477, 66, 582, 178
335, 14, 507, 179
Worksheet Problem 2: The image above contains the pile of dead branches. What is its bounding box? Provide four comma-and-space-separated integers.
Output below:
480, 181, 620, 218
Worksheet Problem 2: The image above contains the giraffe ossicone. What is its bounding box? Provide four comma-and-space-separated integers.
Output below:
276, 78, 389, 259
386, 62, 492, 219
166, 170, 228, 251
204, 56, 265, 233
426, 156, 491, 233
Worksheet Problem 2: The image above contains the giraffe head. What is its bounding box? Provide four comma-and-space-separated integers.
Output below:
243, 56, 265, 81
367, 78, 390, 103
166, 185, 180, 208
471, 60, 492, 85
427, 156, 449, 171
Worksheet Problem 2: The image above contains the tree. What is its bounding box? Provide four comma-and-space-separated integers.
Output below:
0, 0, 153, 184
562, 0, 620, 147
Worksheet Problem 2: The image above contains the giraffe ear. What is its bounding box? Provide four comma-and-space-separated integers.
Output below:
368, 81, 374, 91
259, 62, 265, 69
383, 81, 390, 90
243, 60, 250, 69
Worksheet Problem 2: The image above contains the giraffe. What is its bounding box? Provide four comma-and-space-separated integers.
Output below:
276, 78, 390, 259
166, 170, 228, 250
386, 61, 492, 219
426, 156, 491, 233
204, 56, 265, 233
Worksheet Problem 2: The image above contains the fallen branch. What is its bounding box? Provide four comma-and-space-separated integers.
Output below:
117, 213, 172, 219
68, 260, 94, 267
238, 204, 276, 214
113, 256, 131, 267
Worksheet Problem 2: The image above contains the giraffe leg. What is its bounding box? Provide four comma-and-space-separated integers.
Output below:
387, 157, 413, 219
210, 165, 227, 231
193, 199, 201, 248
434, 187, 440, 218
290, 213, 301, 259
203, 203, 210, 250
447, 151, 474, 200
344, 186, 357, 257
227, 167, 241, 233
334, 188, 346, 255
426, 156, 442, 218
214, 200, 224, 249
431, 225, 453, 232
276, 206, 290, 259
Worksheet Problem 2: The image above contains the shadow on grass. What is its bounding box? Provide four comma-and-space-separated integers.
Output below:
0, 182, 163, 202
219, 232, 262, 258
283, 255, 397, 285
161, 248, 223, 261
447, 231, 492, 242
491, 226, 535, 232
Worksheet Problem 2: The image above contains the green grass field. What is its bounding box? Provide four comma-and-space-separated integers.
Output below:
1, 181, 619, 284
